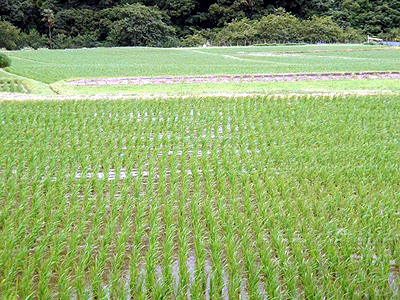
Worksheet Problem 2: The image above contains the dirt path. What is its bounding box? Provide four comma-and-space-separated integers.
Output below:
1, 90, 399, 102
65, 71, 400, 87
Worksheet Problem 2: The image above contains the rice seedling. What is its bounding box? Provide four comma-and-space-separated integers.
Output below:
0, 79, 25, 93
6, 45, 400, 84
0, 94, 399, 299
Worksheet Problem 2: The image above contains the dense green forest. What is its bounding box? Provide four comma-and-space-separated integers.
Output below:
1, 0, 399, 49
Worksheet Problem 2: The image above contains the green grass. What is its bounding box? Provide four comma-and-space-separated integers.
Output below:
52, 78, 400, 96
1, 95, 399, 298
5, 45, 400, 84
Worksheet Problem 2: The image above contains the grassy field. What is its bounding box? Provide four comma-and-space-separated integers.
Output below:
4, 44, 400, 85
1, 95, 399, 299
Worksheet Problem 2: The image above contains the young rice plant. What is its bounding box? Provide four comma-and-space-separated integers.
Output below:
0, 95, 399, 299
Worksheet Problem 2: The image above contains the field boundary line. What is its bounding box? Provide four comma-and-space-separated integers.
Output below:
247, 52, 373, 60
1, 90, 399, 102
7, 55, 65, 65
64, 71, 400, 87
253, 46, 400, 54
221, 54, 292, 64
183, 49, 291, 65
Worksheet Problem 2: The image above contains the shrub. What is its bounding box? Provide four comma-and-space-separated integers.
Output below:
181, 34, 207, 47
0, 21, 21, 50
363, 41, 383, 45
257, 12, 301, 43
19, 29, 48, 49
0, 53, 11, 68
341, 28, 364, 43
53, 33, 103, 49
301, 16, 344, 43
215, 18, 257, 45
379, 28, 400, 42
163, 36, 181, 48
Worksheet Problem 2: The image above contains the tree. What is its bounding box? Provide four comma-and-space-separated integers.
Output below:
1, 0, 400, 48
336, 0, 400, 35
0, 20, 21, 50
129, 0, 198, 19
257, 10, 301, 43
105, 4, 177, 47
208, 0, 265, 26
379, 28, 400, 41
301, 16, 344, 43
42, 8, 54, 48
215, 18, 257, 45
54, 9, 102, 38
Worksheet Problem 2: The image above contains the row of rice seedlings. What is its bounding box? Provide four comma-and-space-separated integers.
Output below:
213, 164, 244, 299
0, 95, 399, 297
0, 79, 25, 93
143, 165, 162, 298
67, 181, 99, 299
160, 170, 175, 298
209, 151, 257, 298
128, 171, 148, 298
234, 170, 282, 298
190, 168, 209, 298
202, 166, 225, 299
176, 157, 192, 298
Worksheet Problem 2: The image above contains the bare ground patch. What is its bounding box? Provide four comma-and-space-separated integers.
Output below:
65, 71, 400, 87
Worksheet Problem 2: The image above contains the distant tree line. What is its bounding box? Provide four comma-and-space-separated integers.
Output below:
0, 0, 399, 49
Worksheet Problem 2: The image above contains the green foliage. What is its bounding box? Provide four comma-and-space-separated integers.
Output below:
208, 0, 266, 26
1, 0, 400, 49
341, 27, 364, 43
0, 95, 399, 297
0, 21, 21, 50
19, 29, 48, 49
132, 0, 198, 20
0, 53, 11, 68
105, 4, 177, 47
208, 3, 245, 27
301, 16, 344, 43
293, 0, 338, 19
181, 33, 207, 47
257, 11, 301, 43
42, 8, 54, 29
379, 28, 400, 42
214, 12, 356, 44
53, 33, 104, 49
336, 0, 400, 35
363, 41, 383, 46
215, 18, 258, 45
54, 9, 102, 39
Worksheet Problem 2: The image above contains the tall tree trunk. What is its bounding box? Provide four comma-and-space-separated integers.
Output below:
48, 27, 52, 49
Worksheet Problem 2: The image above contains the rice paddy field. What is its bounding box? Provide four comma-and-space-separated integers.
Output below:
1, 44, 400, 96
5, 45, 400, 84
1, 94, 399, 299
